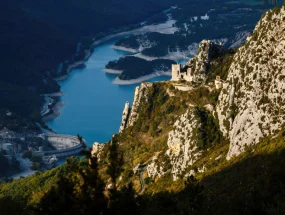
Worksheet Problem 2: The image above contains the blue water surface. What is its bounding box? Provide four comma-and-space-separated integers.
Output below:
46, 40, 171, 147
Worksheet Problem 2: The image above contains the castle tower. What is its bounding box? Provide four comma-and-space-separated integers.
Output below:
185, 68, 193, 82
171, 64, 181, 81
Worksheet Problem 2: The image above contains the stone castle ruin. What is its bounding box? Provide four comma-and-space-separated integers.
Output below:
171, 64, 193, 82
171, 40, 222, 84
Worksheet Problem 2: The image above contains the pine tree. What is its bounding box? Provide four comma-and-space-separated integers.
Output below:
37, 155, 107, 214
105, 135, 140, 214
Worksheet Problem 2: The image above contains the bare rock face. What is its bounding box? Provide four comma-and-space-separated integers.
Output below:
216, 6, 285, 159
118, 82, 152, 133
127, 82, 153, 127
166, 109, 202, 180
147, 109, 203, 181
186, 40, 222, 83
147, 153, 166, 179
91, 142, 104, 161
119, 102, 130, 133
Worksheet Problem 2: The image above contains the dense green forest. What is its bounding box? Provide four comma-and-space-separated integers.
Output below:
115, 2, 274, 58
106, 56, 175, 80
0, 0, 176, 129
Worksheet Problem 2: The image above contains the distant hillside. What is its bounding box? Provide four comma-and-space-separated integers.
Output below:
0, 1, 75, 128
0, 0, 175, 129
0, 0, 278, 129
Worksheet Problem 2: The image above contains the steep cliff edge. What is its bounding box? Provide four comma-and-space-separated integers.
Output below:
118, 82, 153, 134
127, 82, 153, 127
90, 3, 285, 198
147, 109, 202, 180
186, 40, 222, 83
119, 102, 130, 133
113, 5, 285, 184
217, 6, 285, 159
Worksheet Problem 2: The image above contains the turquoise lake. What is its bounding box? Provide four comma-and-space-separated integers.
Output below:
46, 40, 171, 147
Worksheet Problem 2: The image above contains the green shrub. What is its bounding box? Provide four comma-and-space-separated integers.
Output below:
22, 150, 32, 159
30, 162, 40, 170
31, 155, 42, 163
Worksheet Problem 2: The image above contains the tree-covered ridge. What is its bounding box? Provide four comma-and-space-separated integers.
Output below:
114, 1, 275, 58
106, 57, 176, 80
0, 0, 177, 129
0, 1, 70, 123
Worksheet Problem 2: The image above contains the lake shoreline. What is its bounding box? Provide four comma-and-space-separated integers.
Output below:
42, 101, 66, 122
113, 71, 171, 85
111, 45, 138, 53
46, 16, 177, 123
103, 69, 123, 74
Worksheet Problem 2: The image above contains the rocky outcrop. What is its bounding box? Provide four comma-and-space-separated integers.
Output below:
186, 40, 222, 83
147, 109, 203, 181
119, 102, 130, 133
127, 82, 153, 127
216, 6, 285, 159
118, 82, 153, 132
91, 142, 105, 161
166, 109, 202, 180
147, 153, 166, 179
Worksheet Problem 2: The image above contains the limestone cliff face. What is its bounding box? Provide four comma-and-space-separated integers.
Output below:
119, 102, 130, 133
186, 40, 222, 83
127, 82, 153, 127
147, 109, 203, 181
118, 82, 153, 133
92, 142, 104, 161
216, 6, 285, 159
166, 109, 202, 180
147, 153, 166, 179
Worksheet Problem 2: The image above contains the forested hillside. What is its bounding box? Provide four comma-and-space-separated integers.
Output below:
0, 0, 174, 128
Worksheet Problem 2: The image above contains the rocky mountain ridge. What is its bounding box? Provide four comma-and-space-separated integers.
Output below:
217, 5, 285, 159
185, 40, 222, 83
92, 3, 285, 186
2, 3, 285, 215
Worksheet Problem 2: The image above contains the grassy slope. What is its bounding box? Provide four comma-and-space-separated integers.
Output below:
199, 130, 285, 214
2, 127, 285, 214
139, 129, 285, 215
